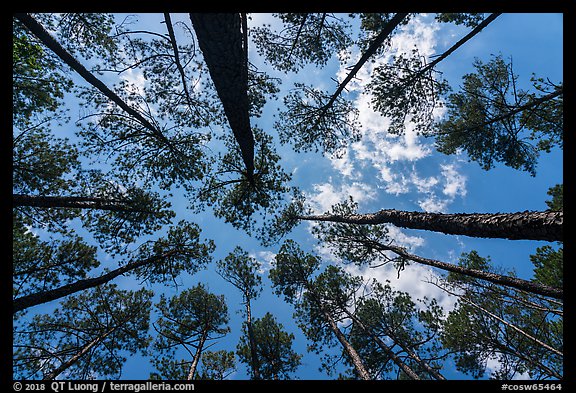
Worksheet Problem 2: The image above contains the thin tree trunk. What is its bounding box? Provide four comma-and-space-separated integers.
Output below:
187, 329, 208, 380
418, 13, 501, 81
297, 209, 563, 242
319, 13, 408, 117
190, 13, 254, 181
378, 13, 501, 103
13, 194, 144, 213
14, 13, 171, 147
13, 250, 177, 313
384, 328, 446, 380
370, 240, 563, 300
433, 87, 563, 137
164, 13, 194, 109
245, 298, 261, 380
322, 308, 371, 380
435, 283, 563, 357
343, 309, 422, 380
43, 326, 117, 380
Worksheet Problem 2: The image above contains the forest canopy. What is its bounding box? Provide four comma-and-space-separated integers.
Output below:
12, 12, 563, 381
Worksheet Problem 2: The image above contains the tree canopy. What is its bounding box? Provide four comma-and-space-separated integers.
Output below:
12, 12, 563, 381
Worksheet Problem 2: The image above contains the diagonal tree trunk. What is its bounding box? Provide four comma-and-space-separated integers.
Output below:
13, 250, 178, 313
187, 329, 208, 380
367, 240, 563, 299
43, 326, 117, 380
320, 13, 409, 114
13, 194, 145, 213
14, 13, 172, 148
321, 307, 371, 380
297, 209, 563, 242
190, 13, 254, 182
342, 308, 423, 380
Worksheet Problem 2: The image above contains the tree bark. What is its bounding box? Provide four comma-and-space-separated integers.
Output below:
14, 13, 171, 147
43, 326, 117, 380
190, 13, 254, 181
372, 240, 563, 300
187, 329, 208, 380
13, 250, 177, 313
13, 194, 144, 213
343, 309, 422, 380
245, 298, 261, 380
322, 308, 371, 380
297, 209, 563, 242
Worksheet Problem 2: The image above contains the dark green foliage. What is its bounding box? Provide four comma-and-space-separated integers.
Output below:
433, 55, 563, 176
252, 13, 352, 73
440, 251, 563, 379
197, 350, 236, 380
129, 220, 215, 284
545, 184, 563, 212
435, 13, 486, 28
151, 284, 230, 380
530, 246, 562, 289
55, 13, 120, 62
13, 284, 153, 380
12, 213, 99, 300
369, 48, 450, 135
193, 127, 292, 234
275, 82, 361, 157
13, 18, 73, 127
269, 240, 321, 302
217, 247, 262, 302
237, 313, 302, 380
352, 13, 403, 54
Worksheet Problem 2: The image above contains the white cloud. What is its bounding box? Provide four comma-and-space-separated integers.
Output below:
417, 194, 450, 213
250, 250, 277, 274
343, 262, 458, 314
440, 163, 467, 198
307, 181, 376, 214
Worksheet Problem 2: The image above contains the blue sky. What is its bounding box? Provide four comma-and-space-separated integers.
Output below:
19, 13, 563, 380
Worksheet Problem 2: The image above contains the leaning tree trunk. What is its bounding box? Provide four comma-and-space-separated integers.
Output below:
14, 13, 172, 148
297, 209, 563, 242
43, 326, 117, 380
342, 309, 423, 380
372, 240, 563, 300
190, 13, 254, 182
320, 13, 409, 114
322, 308, 371, 380
13, 250, 178, 313
13, 194, 144, 213
187, 329, 208, 380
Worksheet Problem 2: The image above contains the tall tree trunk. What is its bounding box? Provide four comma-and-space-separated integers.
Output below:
13, 250, 177, 313
297, 209, 563, 242
322, 308, 371, 380
342, 309, 423, 380
13, 194, 144, 213
371, 240, 563, 300
190, 13, 254, 182
187, 329, 208, 380
43, 326, 117, 380
245, 298, 261, 380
